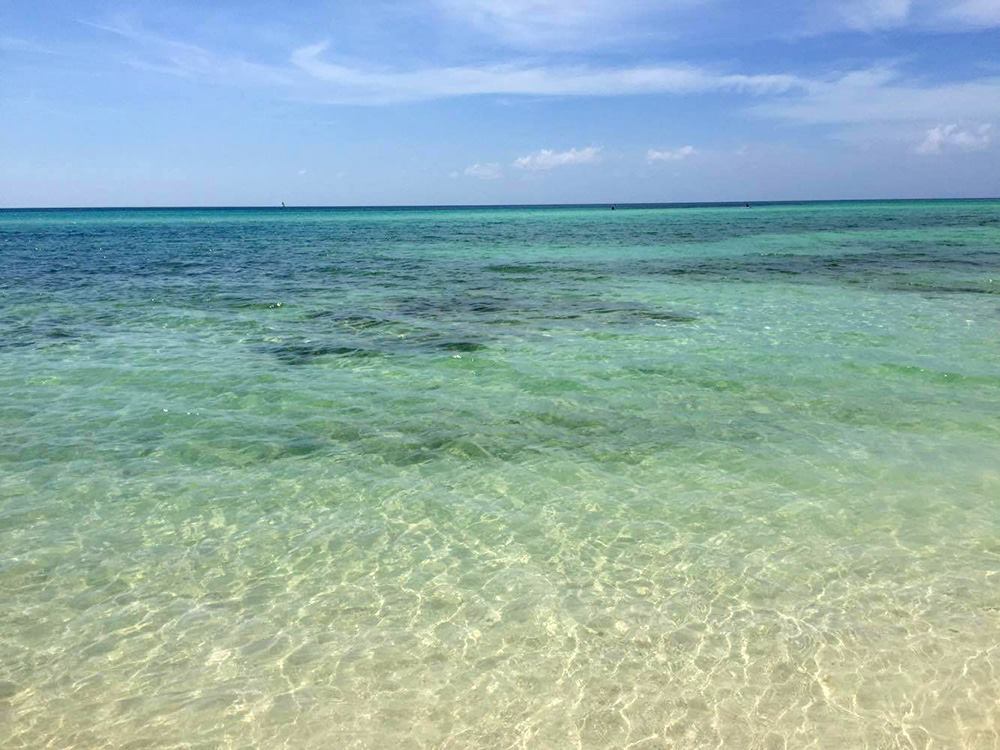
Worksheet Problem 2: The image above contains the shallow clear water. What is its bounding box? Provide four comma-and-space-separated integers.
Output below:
1, 201, 999, 749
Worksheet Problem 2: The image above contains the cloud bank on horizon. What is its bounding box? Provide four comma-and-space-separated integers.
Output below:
2, 0, 999, 205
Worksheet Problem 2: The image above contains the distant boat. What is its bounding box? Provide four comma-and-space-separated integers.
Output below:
281, 201, 286, 208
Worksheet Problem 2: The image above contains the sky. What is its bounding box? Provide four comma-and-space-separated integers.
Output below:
2, 0, 1000, 206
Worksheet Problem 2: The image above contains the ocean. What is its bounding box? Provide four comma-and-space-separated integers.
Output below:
1, 201, 999, 748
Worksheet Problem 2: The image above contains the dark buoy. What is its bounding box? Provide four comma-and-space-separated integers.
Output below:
611, 205, 616, 211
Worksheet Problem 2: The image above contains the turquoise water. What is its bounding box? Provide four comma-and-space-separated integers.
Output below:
1, 201, 999, 748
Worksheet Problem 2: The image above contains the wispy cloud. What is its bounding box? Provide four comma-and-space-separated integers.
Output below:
438, 0, 1000, 47
754, 65, 1000, 124
916, 123, 992, 154
0, 35, 58, 55
647, 145, 697, 162
77, 13, 1000, 133
85, 20, 294, 86
806, 0, 1000, 32
943, 0, 1000, 25
513, 146, 602, 171
431, 0, 691, 50
834, 0, 912, 31
463, 162, 503, 179
80, 18, 805, 105
290, 43, 801, 104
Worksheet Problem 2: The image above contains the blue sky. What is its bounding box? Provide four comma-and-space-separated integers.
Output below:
2, 0, 1000, 206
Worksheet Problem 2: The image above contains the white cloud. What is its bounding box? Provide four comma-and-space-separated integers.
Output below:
513, 146, 602, 171
804, 0, 1000, 33
754, 66, 1000, 125
463, 162, 503, 179
87, 20, 294, 86
836, 0, 912, 30
431, 0, 688, 49
942, 0, 1000, 25
290, 44, 801, 104
86, 21, 804, 105
436, 0, 1000, 45
84, 14, 1000, 126
647, 145, 697, 162
0, 35, 58, 54
915, 123, 992, 154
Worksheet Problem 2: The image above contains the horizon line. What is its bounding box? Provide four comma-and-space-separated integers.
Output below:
2, 196, 1000, 211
